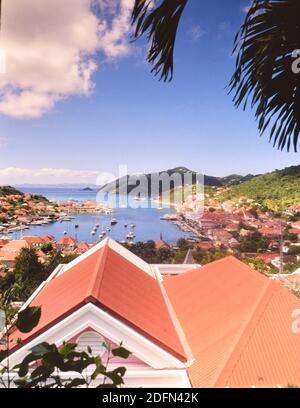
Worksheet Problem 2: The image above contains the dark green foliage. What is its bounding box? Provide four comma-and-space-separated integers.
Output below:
15, 307, 41, 333
230, 0, 300, 151
238, 232, 269, 253
192, 248, 229, 265
132, 0, 188, 81
0, 186, 23, 197
13, 248, 46, 300
176, 238, 191, 251
40, 242, 53, 254
123, 240, 188, 264
219, 166, 300, 211
13, 340, 130, 388
0, 302, 130, 388
43, 250, 78, 275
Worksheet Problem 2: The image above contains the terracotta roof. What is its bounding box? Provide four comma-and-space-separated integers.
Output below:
197, 242, 214, 251
164, 256, 300, 388
256, 253, 279, 264
0, 240, 30, 262
259, 228, 281, 236
289, 228, 300, 235
8, 242, 188, 362
22, 236, 45, 245
154, 240, 171, 250
5, 243, 300, 388
57, 236, 77, 246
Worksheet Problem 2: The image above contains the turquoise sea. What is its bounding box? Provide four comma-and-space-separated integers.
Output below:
15, 187, 191, 244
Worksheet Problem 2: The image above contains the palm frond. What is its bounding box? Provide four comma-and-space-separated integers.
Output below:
230, 0, 300, 152
131, 0, 188, 81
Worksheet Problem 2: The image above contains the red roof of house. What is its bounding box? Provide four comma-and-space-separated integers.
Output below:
197, 242, 214, 251
154, 240, 171, 250
22, 236, 45, 245
289, 228, 300, 235
77, 242, 89, 252
57, 236, 77, 247
259, 228, 281, 236
256, 253, 279, 264
8, 244, 188, 362
0, 240, 30, 262
292, 221, 300, 229
5, 244, 300, 388
0, 239, 10, 248
164, 256, 300, 388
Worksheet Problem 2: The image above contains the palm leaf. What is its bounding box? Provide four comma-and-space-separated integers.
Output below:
230, 0, 300, 152
131, 0, 188, 81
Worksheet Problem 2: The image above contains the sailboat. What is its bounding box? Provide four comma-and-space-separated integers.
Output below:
111, 218, 118, 225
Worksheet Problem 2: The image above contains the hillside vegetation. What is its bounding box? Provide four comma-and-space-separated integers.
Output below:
0, 186, 23, 197
218, 166, 300, 211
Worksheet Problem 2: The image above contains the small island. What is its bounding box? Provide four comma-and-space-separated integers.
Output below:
82, 187, 94, 191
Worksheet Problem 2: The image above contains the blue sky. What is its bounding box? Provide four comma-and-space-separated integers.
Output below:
0, 0, 299, 184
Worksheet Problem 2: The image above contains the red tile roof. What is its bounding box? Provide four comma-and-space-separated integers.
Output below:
57, 236, 77, 247
197, 242, 214, 251
8, 244, 188, 362
164, 256, 300, 388
154, 240, 171, 250
0, 240, 30, 262
291, 221, 300, 229
288, 228, 300, 235
5, 245, 300, 388
256, 253, 279, 264
259, 228, 281, 236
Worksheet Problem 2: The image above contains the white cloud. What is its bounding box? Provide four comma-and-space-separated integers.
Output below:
0, 0, 134, 118
188, 25, 207, 42
0, 167, 99, 184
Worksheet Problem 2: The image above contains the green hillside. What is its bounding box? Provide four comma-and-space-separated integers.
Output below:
0, 186, 23, 197
218, 166, 300, 211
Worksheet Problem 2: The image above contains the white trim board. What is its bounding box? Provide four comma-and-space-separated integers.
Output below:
8, 303, 189, 370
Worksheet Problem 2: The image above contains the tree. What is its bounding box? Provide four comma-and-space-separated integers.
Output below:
131, 0, 300, 151
40, 242, 53, 254
230, 0, 300, 152
13, 248, 46, 301
132, 0, 188, 81
44, 250, 78, 275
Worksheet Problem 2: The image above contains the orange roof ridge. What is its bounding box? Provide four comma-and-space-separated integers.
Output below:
155, 269, 194, 365
88, 245, 109, 300
214, 279, 279, 387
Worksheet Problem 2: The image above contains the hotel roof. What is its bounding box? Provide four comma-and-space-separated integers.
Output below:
6, 240, 300, 388
8, 239, 189, 362
164, 256, 300, 387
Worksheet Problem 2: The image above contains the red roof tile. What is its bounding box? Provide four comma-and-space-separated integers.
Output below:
164, 256, 300, 387
57, 236, 77, 246
8, 244, 188, 361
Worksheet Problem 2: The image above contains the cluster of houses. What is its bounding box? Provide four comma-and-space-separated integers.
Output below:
179, 199, 300, 270
57, 200, 112, 214
0, 235, 174, 275
0, 192, 58, 233
0, 235, 91, 272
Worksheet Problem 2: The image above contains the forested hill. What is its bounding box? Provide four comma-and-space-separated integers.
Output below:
0, 186, 23, 197
218, 166, 300, 211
